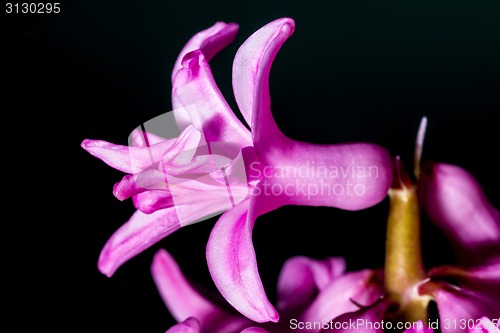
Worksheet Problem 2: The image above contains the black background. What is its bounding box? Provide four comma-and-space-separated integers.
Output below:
3, 1, 500, 332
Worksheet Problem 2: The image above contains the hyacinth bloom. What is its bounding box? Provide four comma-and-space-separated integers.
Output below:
416, 162, 500, 331
81, 16, 393, 322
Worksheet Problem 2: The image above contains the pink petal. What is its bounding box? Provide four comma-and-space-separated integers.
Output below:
172, 22, 239, 82
130, 128, 166, 147
81, 138, 173, 174
419, 281, 500, 333
167, 153, 232, 177
469, 318, 500, 333
132, 150, 250, 215
133, 190, 173, 214
113, 169, 167, 201
112, 126, 230, 202
152, 249, 250, 333
166, 174, 249, 227
165, 317, 200, 333
428, 263, 500, 300
101, 178, 247, 277
81, 125, 201, 176
232, 18, 294, 129
170, 22, 251, 149
98, 208, 180, 277
420, 163, 500, 266
160, 125, 202, 166
278, 143, 393, 210
300, 269, 384, 325
172, 50, 252, 149
276, 256, 346, 317
130, 178, 240, 215
238, 17, 393, 210
240, 328, 270, 333
320, 300, 390, 333
206, 197, 279, 323
234, 17, 293, 149
114, 153, 233, 202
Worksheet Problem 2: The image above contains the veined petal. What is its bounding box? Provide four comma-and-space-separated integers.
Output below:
419, 281, 500, 333
98, 208, 180, 277
240, 17, 392, 210
276, 256, 346, 317
81, 138, 173, 174
122, 166, 248, 218
113, 169, 167, 201
232, 18, 293, 129
101, 176, 243, 277
172, 22, 239, 82
171, 21, 238, 131
320, 300, 390, 333
81, 125, 201, 175
206, 196, 280, 323
237, 17, 293, 149
165, 317, 200, 333
152, 249, 250, 333
165, 173, 250, 227
130, 175, 246, 216
112, 126, 228, 201
420, 163, 500, 266
300, 269, 384, 325
161, 125, 202, 164
130, 128, 166, 147
133, 190, 173, 214
167, 154, 232, 177
172, 50, 252, 149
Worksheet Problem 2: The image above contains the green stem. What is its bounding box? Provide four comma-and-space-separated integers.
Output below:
384, 161, 431, 324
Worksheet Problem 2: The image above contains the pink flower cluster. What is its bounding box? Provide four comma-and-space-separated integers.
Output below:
82, 17, 499, 333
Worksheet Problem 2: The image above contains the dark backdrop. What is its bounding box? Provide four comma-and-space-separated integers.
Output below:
3, 1, 500, 332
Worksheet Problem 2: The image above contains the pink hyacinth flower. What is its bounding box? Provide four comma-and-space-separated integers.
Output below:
418, 163, 500, 333
81, 17, 393, 321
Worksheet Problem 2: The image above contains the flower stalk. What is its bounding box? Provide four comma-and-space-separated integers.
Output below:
384, 157, 431, 324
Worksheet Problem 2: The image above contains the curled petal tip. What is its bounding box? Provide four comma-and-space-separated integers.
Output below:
80, 139, 90, 149
172, 21, 240, 82
98, 249, 116, 278
98, 209, 180, 278
165, 317, 200, 333
279, 17, 295, 34
206, 199, 279, 323
112, 182, 127, 201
